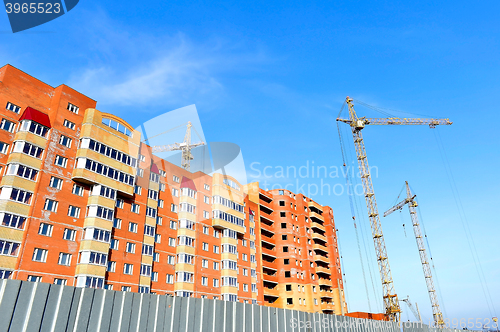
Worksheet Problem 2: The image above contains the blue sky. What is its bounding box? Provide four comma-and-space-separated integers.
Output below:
1, 0, 499, 324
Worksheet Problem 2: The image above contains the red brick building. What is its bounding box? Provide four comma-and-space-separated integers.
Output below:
0, 64, 346, 314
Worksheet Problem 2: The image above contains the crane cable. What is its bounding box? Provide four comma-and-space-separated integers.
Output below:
337, 104, 373, 312
141, 122, 188, 143
433, 129, 497, 319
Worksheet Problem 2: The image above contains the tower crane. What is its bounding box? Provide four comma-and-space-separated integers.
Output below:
384, 182, 445, 328
336, 97, 452, 322
400, 296, 422, 322
150, 121, 205, 171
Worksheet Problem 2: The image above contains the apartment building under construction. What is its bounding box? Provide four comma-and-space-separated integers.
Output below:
0, 64, 347, 315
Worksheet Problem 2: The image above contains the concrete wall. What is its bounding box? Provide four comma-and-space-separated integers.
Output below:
0, 279, 473, 332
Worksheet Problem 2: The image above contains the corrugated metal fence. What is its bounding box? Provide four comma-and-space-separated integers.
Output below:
0, 280, 474, 332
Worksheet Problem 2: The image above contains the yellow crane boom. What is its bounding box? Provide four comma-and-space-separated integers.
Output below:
384, 182, 445, 328
337, 97, 452, 322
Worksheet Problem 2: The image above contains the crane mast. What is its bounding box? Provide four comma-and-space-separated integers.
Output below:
400, 296, 422, 322
150, 121, 205, 171
339, 97, 401, 321
384, 182, 445, 328
337, 96, 452, 322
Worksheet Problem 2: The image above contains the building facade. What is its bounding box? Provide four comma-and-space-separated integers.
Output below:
0, 64, 346, 314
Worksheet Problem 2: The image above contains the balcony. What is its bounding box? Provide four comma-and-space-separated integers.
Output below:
318, 278, 332, 287
260, 204, 273, 216
321, 301, 335, 311
261, 240, 276, 250
262, 272, 279, 284
260, 214, 274, 226
313, 243, 328, 255
259, 191, 273, 203
260, 226, 275, 239
320, 291, 335, 299
308, 200, 323, 213
312, 232, 327, 242
261, 246, 277, 257
311, 221, 325, 233
315, 266, 331, 275
310, 212, 324, 223
314, 255, 329, 264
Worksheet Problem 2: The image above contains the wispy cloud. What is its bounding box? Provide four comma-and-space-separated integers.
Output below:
67, 9, 268, 108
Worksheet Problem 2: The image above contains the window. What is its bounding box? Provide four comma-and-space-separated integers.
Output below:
243, 284, 248, 292
221, 276, 237, 287
177, 253, 194, 264
281, 223, 287, 229
159, 199, 164, 208
177, 236, 194, 247
59, 135, 72, 148
285, 271, 291, 278
54, 155, 68, 168
0, 213, 26, 229
131, 204, 140, 214
0, 119, 15, 133
286, 284, 292, 291
0, 141, 8, 154
176, 272, 194, 283
167, 255, 175, 265
212, 196, 244, 213
113, 218, 122, 229
75, 158, 134, 186
116, 199, 124, 208
121, 286, 131, 292
28, 275, 42, 282
153, 252, 159, 262
202, 259, 208, 268
110, 239, 119, 250
123, 263, 133, 275
203, 226, 209, 235
67, 206, 80, 218
169, 238, 176, 246
178, 219, 194, 230
148, 189, 158, 200
242, 254, 248, 261
204, 184, 210, 191
283, 246, 289, 253
280, 212, 286, 217
166, 274, 174, 283
87, 205, 113, 221
282, 235, 288, 241
137, 169, 144, 177
155, 234, 161, 243
54, 279, 67, 285
203, 211, 210, 219
134, 185, 142, 195
180, 202, 195, 214
101, 117, 132, 137
4, 187, 32, 204
32, 248, 48, 262
170, 220, 177, 229
63, 228, 76, 241
279, 201, 285, 206
213, 279, 219, 287
72, 184, 84, 196
213, 245, 219, 254
171, 204, 177, 213
144, 225, 155, 237
63, 119, 75, 130
67, 102, 79, 114
126, 242, 136, 253
287, 298, 293, 305
222, 260, 237, 270
38, 223, 53, 236
242, 268, 248, 276
146, 207, 156, 218
171, 188, 179, 197
128, 222, 138, 233
152, 272, 158, 282
156, 216, 163, 225
213, 262, 219, 270
202, 277, 208, 286
204, 195, 210, 204
6, 102, 20, 114
80, 251, 108, 266
173, 175, 180, 183
85, 228, 111, 243
202, 242, 208, 251
49, 176, 63, 190
140, 264, 151, 277
12, 141, 44, 159
212, 210, 244, 227
0, 240, 20, 256
58, 253, 72, 266
159, 183, 166, 191
223, 178, 240, 190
